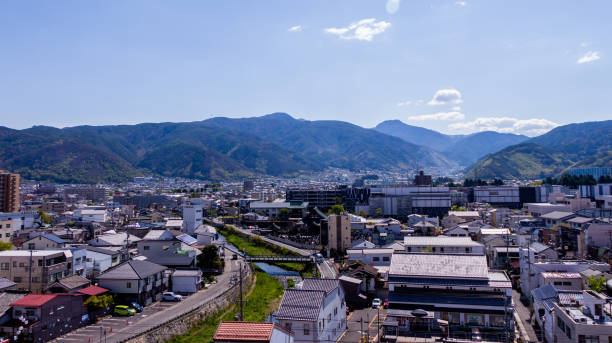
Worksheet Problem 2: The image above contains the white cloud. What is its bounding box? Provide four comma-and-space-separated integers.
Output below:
428, 88, 463, 105
288, 25, 302, 32
455, 1, 467, 6
407, 111, 465, 121
452, 106, 461, 111
386, 0, 400, 14
448, 117, 559, 136
577, 51, 600, 64
324, 18, 391, 41
397, 101, 412, 107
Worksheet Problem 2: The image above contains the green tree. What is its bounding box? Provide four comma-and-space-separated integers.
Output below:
587, 276, 607, 293
328, 204, 345, 215
0, 242, 13, 251
287, 279, 295, 288
38, 209, 53, 225
83, 294, 115, 311
197, 245, 223, 270
278, 208, 290, 220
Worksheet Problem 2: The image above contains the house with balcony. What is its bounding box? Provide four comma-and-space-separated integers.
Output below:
0, 250, 73, 293
96, 259, 168, 305
384, 253, 513, 341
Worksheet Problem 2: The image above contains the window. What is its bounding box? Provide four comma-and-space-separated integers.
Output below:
12, 261, 16, 268
13, 277, 21, 283
382, 256, 390, 262
373, 257, 380, 262
19, 262, 24, 267
440, 247, 444, 253
28, 243, 35, 250
334, 307, 338, 315
490, 315, 505, 327
580, 336, 600, 343
144, 246, 150, 251
127, 282, 132, 288
0, 263, 9, 270
557, 317, 565, 332
5, 232, 9, 237
554, 281, 563, 286
304, 324, 310, 336
38, 260, 43, 266
465, 247, 470, 253
566, 327, 571, 339
6, 224, 9, 228
285, 322, 292, 331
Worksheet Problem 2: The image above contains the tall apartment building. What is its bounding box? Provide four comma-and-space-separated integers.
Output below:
327, 214, 351, 253
0, 171, 19, 213
0, 250, 73, 293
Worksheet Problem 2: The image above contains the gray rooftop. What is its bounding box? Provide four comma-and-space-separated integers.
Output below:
540, 211, 575, 220
390, 253, 489, 279
97, 259, 166, 280
276, 289, 324, 321
301, 278, 340, 295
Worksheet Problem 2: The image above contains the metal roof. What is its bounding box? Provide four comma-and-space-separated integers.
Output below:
390, 253, 488, 279
276, 289, 324, 321
97, 259, 166, 280
403, 236, 483, 247
301, 278, 340, 295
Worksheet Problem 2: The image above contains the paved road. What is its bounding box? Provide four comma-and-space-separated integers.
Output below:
512, 290, 541, 343
51, 250, 245, 343
318, 259, 338, 279
340, 307, 385, 343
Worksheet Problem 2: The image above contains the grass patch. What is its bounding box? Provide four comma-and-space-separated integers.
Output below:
219, 226, 318, 276
166, 271, 283, 343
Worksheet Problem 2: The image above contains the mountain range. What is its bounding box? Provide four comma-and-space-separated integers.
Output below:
1, 114, 609, 183
374, 120, 529, 165
465, 120, 612, 179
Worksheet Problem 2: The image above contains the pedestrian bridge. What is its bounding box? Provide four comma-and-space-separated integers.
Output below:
244, 255, 313, 263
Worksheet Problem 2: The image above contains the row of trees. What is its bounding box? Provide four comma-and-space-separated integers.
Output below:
542, 174, 612, 188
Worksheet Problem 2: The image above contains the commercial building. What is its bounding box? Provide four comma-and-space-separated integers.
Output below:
182, 198, 204, 235
403, 236, 485, 255
385, 253, 513, 341
0, 171, 19, 213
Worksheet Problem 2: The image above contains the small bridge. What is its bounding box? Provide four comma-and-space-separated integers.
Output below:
244, 255, 314, 263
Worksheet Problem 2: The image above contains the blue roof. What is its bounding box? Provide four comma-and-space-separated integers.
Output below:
31, 233, 66, 244
176, 234, 197, 245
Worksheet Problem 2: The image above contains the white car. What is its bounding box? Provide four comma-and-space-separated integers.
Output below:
372, 298, 381, 308
162, 291, 182, 302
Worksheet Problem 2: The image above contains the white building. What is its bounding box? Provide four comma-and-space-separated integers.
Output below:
346, 248, 394, 266
182, 199, 204, 235
73, 209, 107, 223
403, 236, 485, 255
172, 269, 203, 294
276, 279, 346, 343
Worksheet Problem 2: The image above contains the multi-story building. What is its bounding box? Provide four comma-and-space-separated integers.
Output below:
0, 219, 13, 243
0, 171, 19, 213
41, 201, 67, 214
96, 259, 168, 305
385, 253, 513, 341
327, 214, 351, 253
182, 198, 204, 235
0, 212, 38, 230
63, 186, 107, 202
403, 236, 485, 255
0, 250, 73, 293
532, 285, 612, 343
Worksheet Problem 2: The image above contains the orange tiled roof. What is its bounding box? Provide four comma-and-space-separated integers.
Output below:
213, 322, 283, 342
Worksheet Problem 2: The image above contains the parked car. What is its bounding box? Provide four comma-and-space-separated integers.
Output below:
162, 291, 183, 302
372, 298, 381, 308
130, 302, 143, 312
471, 328, 482, 342
314, 253, 324, 263
114, 305, 136, 316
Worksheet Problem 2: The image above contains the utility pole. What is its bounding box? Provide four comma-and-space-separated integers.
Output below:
377, 306, 380, 343
360, 318, 364, 342
28, 250, 32, 293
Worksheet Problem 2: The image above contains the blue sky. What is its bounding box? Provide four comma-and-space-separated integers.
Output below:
0, 0, 609, 136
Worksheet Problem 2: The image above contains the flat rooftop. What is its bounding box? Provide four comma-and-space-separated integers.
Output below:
390, 253, 489, 279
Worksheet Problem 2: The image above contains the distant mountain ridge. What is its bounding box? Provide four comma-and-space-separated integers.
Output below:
465, 120, 612, 179
374, 120, 529, 165
0, 113, 456, 183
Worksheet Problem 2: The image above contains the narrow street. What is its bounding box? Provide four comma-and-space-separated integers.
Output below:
512, 290, 541, 343
340, 307, 385, 343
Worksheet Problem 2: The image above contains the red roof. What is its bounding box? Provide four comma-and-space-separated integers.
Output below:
77, 285, 109, 296
11, 294, 57, 307
214, 322, 289, 342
